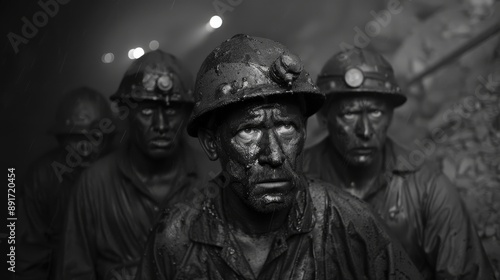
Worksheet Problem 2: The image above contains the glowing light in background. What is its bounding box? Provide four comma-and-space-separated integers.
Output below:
128, 49, 135, 59
149, 40, 159, 50
101, 53, 114, 63
209, 15, 223, 29
133, 47, 145, 59
177, 15, 225, 57
128, 47, 145, 59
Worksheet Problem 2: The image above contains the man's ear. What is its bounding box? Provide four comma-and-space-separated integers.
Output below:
316, 96, 335, 127
386, 106, 395, 126
116, 101, 132, 120
198, 128, 219, 161
316, 111, 328, 127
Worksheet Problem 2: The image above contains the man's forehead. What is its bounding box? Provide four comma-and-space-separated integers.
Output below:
335, 96, 389, 109
137, 100, 183, 108
238, 101, 301, 118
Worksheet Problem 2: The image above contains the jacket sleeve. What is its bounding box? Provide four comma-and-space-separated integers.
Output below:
317, 182, 424, 280
373, 242, 424, 280
56, 172, 98, 280
16, 167, 53, 280
134, 214, 176, 280
364, 203, 424, 280
422, 172, 495, 279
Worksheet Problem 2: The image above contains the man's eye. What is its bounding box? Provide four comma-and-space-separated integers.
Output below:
141, 108, 154, 116
276, 124, 296, 135
341, 113, 355, 120
370, 110, 382, 118
236, 128, 261, 142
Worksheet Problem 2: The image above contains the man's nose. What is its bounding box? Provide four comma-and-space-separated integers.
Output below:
258, 130, 285, 167
354, 114, 373, 140
152, 110, 170, 133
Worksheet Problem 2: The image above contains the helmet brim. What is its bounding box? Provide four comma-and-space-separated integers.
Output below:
322, 90, 407, 108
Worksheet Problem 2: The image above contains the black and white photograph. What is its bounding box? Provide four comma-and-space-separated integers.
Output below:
1, 0, 500, 279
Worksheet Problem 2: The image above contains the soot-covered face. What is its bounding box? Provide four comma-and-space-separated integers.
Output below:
206, 99, 307, 213
129, 100, 190, 159
323, 96, 393, 166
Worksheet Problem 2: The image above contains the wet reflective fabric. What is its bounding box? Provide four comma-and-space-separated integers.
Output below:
135, 175, 423, 280
303, 138, 495, 280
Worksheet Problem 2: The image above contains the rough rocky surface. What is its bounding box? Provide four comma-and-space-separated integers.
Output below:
303, 1, 500, 273
381, 0, 500, 276
431, 87, 500, 277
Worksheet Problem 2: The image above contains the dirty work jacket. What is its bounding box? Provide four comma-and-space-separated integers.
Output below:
135, 175, 423, 280
303, 138, 494, 280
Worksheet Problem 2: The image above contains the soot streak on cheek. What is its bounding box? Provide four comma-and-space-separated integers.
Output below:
336, 124, 350, 139
230, 138, 254, 163
228, 160, 246, 180
227, 138, 255, 180
280, 125, 303, 163
246, 141, 260, 159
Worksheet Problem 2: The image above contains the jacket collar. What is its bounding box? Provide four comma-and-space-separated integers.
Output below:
384, 138, 421, 174
188, 175, 316, 279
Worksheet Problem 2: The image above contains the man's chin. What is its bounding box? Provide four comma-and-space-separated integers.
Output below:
250, 193, 295, 213
146, 147, 176, 160
253, 203, 290, 214
346, 155, 375, 166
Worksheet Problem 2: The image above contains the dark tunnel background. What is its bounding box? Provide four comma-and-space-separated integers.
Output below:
1, 0, 383, 180
1, 0, 500, 278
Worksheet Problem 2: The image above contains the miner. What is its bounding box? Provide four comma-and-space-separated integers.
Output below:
17, 87, 114, 280
58, 50, 211, 280
134, 35, 423, 280
303, 47, 494, 279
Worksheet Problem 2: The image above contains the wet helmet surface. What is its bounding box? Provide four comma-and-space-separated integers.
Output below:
111, 50, 194, 105
317, 47, 406, 107
187, 34, 325, 136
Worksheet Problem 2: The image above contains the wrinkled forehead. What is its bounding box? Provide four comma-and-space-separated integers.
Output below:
228, 98, 305, 121
130, 100, 193, 116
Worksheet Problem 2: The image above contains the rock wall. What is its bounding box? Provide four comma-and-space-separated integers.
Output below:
381, 0, 500, 276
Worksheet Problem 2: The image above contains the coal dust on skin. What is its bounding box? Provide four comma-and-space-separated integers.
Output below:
324, 97, 392, 166
207, 99, 308, 276
320, 96, 393, 198
215, 100, 306, 216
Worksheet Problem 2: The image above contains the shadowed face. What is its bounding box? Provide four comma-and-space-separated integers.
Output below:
58, 134, 111, 167
212, 99, 307, 213
129, 100, 190, 159
323, 96, 393, 166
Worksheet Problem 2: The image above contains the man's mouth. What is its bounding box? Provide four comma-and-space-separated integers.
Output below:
255, 180, 290, 189
350, 147, 376, 155
253, 179, 293, 203
150, 138, 173, 148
